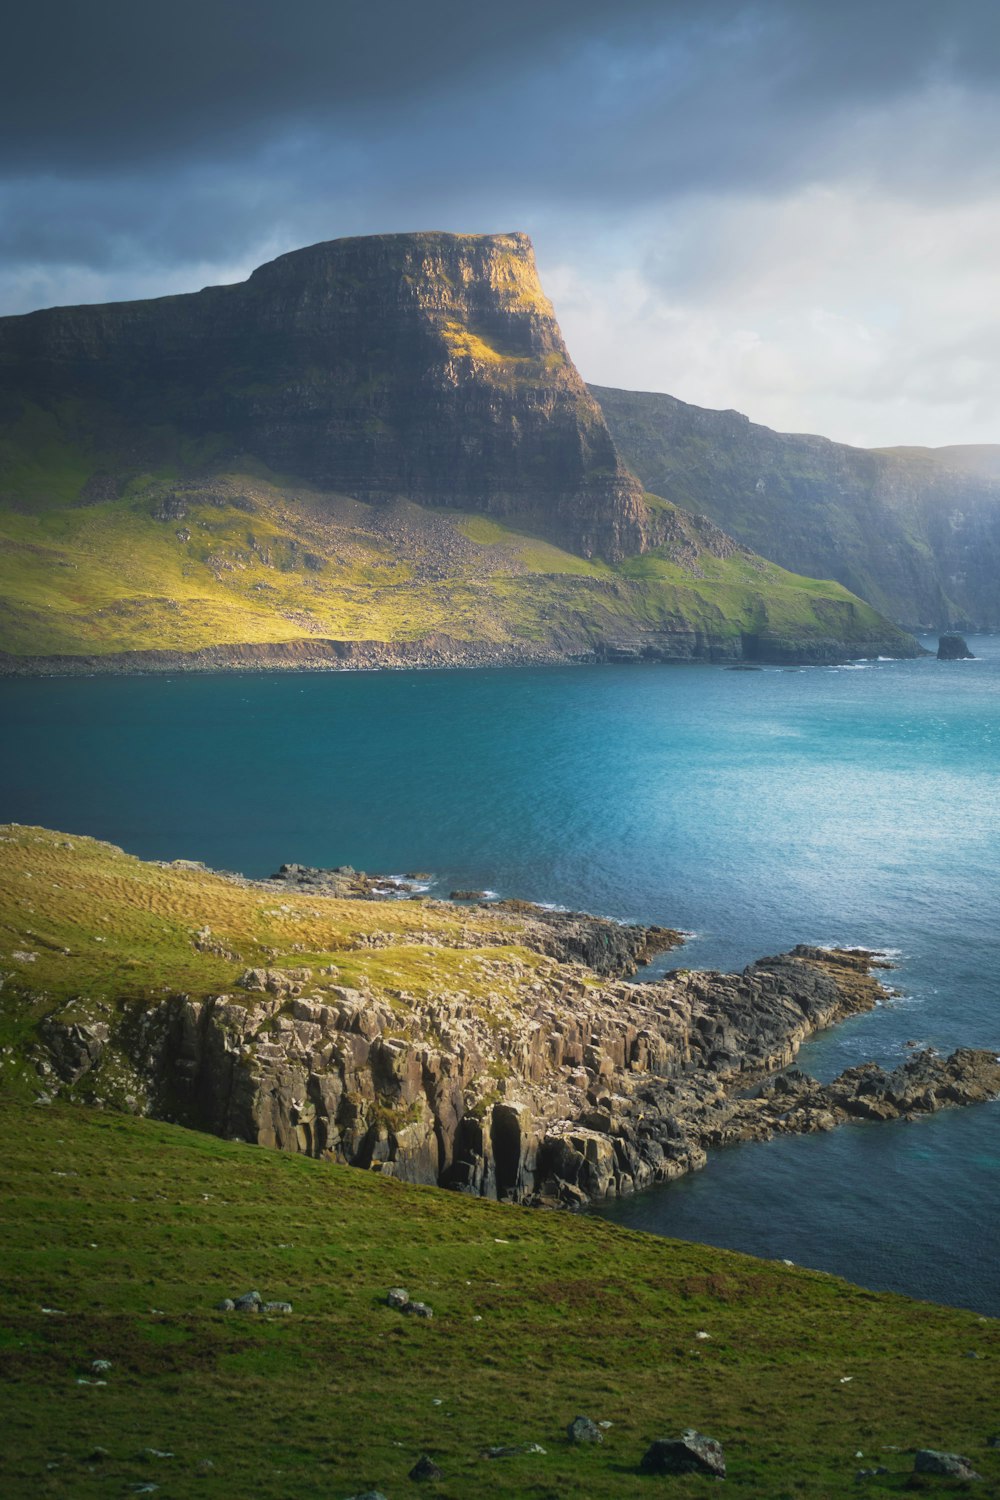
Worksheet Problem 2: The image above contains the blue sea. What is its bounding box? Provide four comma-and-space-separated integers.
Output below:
1, 637, 998, 1312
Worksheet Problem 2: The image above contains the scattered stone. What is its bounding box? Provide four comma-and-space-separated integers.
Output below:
937, 633, 975, 660
598, 1421, 613, 1430
262, 1300, 292, 1314
86, 1447, 110, 1463
401, 1300, 433, 1319
386, 1287, 410, 1309
913, 1449, 981, 1480
481, 1443, 547, 1458
856, 1467, 889, 1481
342, 1492, 390, 1500
91, 1358, 112, 1373
987, 1434, 1000, 1449
141, 1448, 175, 1460
214, 1298, 235, 1312
450, 890, 488, 901
640, 1430, 726, 1479
233, 1291, 262, 1312
409, 1454, 444, 1481
567, 1416, 604, 1444
196, 1459, 214, 1474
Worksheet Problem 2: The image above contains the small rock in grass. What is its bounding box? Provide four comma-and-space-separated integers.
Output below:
385, 1287, 410, 1308
86, 1447, 110, 1463
567, 1416, 603, 1444
214, 1298, 235, 1312
481, 1443, 547, 1458
402, 1300, 433, 1318
409, 1454, 444, 1481
262, 1301, 292, 1314
640, 1430, 726, 1479
856, 1468, 889, 1481
987, 1434, 1000, 1449
233, 1291, 262, 1312
91, 1358, 112, 1373
343, 1493, 390, 1499
913, 1449, 981, 1480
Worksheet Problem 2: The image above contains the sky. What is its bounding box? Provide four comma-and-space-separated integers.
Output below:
5, 0, 1000, 448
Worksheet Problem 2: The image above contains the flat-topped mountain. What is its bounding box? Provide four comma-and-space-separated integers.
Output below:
593, 384, 1000, 630
0, 232, 918, 667
0, 231, 646, 562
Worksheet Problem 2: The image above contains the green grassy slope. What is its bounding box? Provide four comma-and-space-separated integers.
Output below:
0, 459, 915, 662
1, 1099, 997, 1499
0, 824, 559, 1092
1, 826, 997, 1496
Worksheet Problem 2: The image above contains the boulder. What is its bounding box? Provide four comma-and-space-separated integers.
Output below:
640, 1429, 726, 1478
409, 1454, 443, 1481
233, 1291, 262, 1312
385, 1287, 410, 1308
567, 1415, 604, 1444
913, 1449, 981, 1479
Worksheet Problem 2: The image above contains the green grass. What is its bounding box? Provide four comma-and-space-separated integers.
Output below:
0, 828, 996, 1495
0, 1098, 996, 1499
0, 825, 555, 1083
0, 436, 913, 661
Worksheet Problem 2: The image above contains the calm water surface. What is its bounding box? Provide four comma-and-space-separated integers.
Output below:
1, 638, 998, 1311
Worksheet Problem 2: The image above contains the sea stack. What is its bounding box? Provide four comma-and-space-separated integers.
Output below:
937, 633, 975, 659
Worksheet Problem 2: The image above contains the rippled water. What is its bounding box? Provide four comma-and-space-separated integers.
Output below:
1, 637, 997, 1310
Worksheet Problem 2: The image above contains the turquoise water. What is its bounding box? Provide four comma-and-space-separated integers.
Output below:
1, 638, 998, 1311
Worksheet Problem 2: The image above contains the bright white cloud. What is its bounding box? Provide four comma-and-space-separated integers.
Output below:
543, 181, 1000, 447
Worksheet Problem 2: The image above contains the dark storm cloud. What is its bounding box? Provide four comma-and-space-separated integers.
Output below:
7, 1, 1000, 178
4, 0, 1000, 320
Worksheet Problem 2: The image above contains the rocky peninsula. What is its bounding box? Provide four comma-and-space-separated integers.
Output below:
7, 827, 997, 1209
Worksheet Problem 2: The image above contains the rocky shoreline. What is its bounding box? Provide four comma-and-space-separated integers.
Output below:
0, 631, 922, 678
32, 861, 1000, 1209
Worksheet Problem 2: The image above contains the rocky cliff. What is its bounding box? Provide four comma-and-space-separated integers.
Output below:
8, 828, 996, 1210
0, 234, 921, 665
593, 384, 1000, 629
0, 232, 647, 561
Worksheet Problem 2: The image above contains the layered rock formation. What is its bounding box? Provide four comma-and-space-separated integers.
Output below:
0, 234, 922, 667
34, 910, 1000, 1208
594, 384, 1000, 629
0, 233, 647, 561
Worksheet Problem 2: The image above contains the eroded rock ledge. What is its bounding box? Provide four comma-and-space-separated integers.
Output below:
35, 870, 1000, 1206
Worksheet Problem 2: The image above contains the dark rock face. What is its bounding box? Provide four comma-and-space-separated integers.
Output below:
937, 632, 975, 659
594, 383, 1000, 629
0, 232, 647, 562
640, 1431, 726, 1478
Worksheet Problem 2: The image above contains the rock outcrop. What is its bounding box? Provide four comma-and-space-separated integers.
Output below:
937, 632, 975, 660
33, 913, 1000, 1207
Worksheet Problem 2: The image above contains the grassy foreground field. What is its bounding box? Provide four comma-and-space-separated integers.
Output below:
1, 1097, 997, 1499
